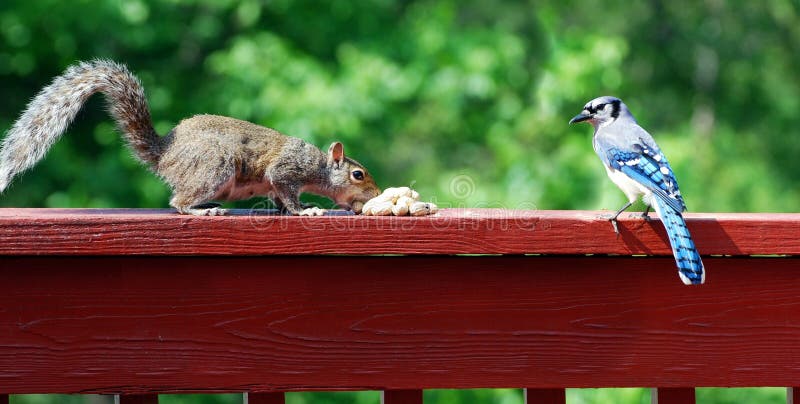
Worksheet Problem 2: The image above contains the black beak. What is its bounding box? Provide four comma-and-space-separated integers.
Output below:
569, 112, 593, 124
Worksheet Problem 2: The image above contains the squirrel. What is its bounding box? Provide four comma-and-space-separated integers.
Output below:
0, 60, 381, 215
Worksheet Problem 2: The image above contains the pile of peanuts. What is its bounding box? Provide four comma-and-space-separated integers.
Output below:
360, 187, 439, 216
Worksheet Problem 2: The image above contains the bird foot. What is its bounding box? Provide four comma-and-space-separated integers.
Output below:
628, 211, 652, 221
598, 213, 621, 235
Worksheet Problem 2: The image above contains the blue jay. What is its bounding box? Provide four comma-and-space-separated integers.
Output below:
569, 96, 704, 285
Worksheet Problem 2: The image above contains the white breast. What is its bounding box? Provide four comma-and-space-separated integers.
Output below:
604, 165, 651, 205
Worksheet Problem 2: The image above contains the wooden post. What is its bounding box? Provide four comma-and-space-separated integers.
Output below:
789, 387, 798, 404
115, 395, 158, 404
524, 388, 566, 403
652, 388, 695, 404
0, 395, 8, 404
246, 392, 285, 404
382, 389, 423, 404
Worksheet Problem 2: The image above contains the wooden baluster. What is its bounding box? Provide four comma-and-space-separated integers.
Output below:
652, 388, 695, 404
245, 392, 286, 404
115, 394, 158, 404
382, 389, 423, 404
524, 388, 566, 404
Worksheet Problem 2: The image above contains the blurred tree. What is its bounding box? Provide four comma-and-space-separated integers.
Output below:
1, 0, 797, 212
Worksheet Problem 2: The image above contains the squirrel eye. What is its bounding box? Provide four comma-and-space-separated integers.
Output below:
351, 170, 364, 181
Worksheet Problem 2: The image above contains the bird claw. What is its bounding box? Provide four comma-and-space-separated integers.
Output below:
609, 218, 620, 235
628, 211, 652, 221
598, 213, 621, 236
639, 205, 652, 222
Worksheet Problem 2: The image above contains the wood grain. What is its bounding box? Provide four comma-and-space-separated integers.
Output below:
0, 208, 798, 256
1, 255, 799, 394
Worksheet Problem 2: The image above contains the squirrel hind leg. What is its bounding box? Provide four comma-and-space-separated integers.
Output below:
190, 202, 222, 209
166, 159, 236, 216
173, 201, 229, 216
181, 205, 229, 216
171, 193, 229, 216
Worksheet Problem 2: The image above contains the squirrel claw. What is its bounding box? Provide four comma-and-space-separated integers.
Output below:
299, 207, 327, 216
182, 206, 229, 216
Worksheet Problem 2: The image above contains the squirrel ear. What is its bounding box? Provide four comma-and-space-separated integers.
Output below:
328, 142, 344, 168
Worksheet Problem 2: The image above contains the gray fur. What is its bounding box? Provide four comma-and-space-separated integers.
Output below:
0, 60, 160, 190
0, 61, 381, 215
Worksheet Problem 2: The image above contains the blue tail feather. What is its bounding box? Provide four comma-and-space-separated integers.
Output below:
652, 197, 705, 285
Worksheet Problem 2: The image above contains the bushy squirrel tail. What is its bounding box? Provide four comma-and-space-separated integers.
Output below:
0, 60, 161, 191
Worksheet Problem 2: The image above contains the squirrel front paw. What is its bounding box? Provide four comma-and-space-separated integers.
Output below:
299, 207, 327, 216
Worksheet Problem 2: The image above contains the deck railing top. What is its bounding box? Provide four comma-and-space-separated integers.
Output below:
1, 208, 797, 256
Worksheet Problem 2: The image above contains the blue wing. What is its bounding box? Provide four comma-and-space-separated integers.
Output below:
605, 142, 686, 213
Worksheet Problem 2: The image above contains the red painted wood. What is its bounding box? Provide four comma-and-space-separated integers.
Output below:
524, 388, 565, 403
790, 387, 798, 404
246, 392, 285, 404
653, 388, 695, 404
382, 389, 423, 404
116, 395, 158, 404
0, 395, 7, 404
0, 208, 798, 256
1, 255, 799, 394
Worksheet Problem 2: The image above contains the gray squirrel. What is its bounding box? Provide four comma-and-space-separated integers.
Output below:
0, 60, 381, 215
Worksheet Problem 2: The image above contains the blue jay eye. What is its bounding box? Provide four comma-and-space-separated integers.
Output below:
351, 170, 365, 181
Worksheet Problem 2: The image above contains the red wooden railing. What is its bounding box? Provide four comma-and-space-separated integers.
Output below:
1, 208, 799, 404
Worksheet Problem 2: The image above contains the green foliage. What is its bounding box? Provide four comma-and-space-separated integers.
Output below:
2, 1, 799, 403
1, 0, 798, 212
285, 391, 379, 404
426, 389, 523, 404
7, 388, 791, 404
